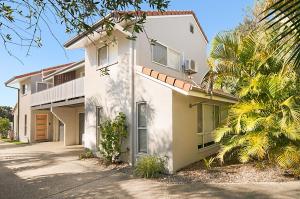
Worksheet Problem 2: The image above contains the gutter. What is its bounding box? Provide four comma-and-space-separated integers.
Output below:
5, 84, 20, 141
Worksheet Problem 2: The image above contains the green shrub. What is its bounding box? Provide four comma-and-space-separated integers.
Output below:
0, 117, 10, 139
99, 112, 127, 163
134, 155, 166, 178
79, 149, 94, 159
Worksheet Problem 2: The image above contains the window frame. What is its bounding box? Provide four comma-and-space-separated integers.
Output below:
196, 103, 221, 150
24, 114, 27, 136
96, 106, 103, 149
21, 84, 28, 95
97, 42, 118, 69
151, 41, 181, 70
97, 45, 109, 67
136, 101, 148, 154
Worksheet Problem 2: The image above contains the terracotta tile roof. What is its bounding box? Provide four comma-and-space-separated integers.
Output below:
141, 66, 238, 100
5, 62, 74, 85
64, 10, 208, 48
142, 67, 192, 92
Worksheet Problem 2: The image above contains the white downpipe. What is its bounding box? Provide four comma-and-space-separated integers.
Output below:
130, 38, 136, 166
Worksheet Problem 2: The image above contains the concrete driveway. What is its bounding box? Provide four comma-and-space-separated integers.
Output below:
0, 141, 299, 199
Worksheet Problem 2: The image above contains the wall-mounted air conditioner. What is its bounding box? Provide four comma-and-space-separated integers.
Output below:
184, 59, 197, 74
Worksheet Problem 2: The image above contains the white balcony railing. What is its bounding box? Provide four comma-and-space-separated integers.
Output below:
31, 77, 84, 106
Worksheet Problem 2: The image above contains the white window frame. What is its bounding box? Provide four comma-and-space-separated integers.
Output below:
21, 84, 28, 95
96, 106, 103, 149
97, 42, 118, 69
151, 41, 181, 70
196, 103, 221, 150
97, 45, 109, 67
136, 101, 148, 154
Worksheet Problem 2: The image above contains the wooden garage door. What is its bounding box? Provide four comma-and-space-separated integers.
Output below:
35, 114, 48, 141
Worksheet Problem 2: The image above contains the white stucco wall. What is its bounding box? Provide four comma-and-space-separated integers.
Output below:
18, 78, 32, 143
136, 15, 209, 84
172, 92, 230, 172
51, 106, 84, 146
135, 73, 173, 173
84, 31, 132, 155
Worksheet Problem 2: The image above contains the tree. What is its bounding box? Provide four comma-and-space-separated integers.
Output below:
0, 106, 13, 122
263, 0, 300, 67
0, 0, 169, 58
207, 2, 300, 176
0, 117, 11, 139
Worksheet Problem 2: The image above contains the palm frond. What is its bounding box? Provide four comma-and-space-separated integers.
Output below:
263, 0, 300, 67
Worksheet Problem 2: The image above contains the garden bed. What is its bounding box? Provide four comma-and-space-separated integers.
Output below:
158, 160, 299, 184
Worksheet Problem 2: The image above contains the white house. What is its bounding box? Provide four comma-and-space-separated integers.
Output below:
6, 11, 237, 173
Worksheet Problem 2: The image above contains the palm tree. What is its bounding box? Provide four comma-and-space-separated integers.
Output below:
207, 20, 300, 176
263, 0, 300, 67
205, 29, 284, 95
215, 71, 300, 175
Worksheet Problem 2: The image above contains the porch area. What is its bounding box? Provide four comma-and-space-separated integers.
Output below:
31, 103, 85, 146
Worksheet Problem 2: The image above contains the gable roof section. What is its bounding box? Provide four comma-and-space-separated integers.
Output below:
64, 10, 208, 48
5, 62, 74, 86
43, 60, 85, 80
140, 66, 238, 102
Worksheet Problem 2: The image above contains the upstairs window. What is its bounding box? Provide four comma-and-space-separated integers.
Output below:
21, 84, 28, 95
152, 42, 181, 70
98, 46, 108, 66
152, 42, 167, 66
97, 43, 118, 67
190, 24, 194, 34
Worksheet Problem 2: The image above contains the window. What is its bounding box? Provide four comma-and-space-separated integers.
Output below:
36, 82, 48, 92
96, 106, 103, 148
190, 24, 194, 34
168, 49, 181, 70
137, 102, 147, 153
197, 104, 221, 150
21, 84, 28, 95
152, 42, 181, 70
97, 43, 118, 67
98, 46, 108, 66
152, 42, 167, 66
24, 114, 27, 136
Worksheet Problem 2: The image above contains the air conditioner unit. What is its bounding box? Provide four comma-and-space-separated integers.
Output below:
184, 59, 197, 74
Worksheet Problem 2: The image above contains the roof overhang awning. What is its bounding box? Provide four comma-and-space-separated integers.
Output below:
43, 60, 85, 80
64, 23, 132, 50
137, 66, 238, 104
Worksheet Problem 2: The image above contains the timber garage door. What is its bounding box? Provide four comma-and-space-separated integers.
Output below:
35, 114, 48, 141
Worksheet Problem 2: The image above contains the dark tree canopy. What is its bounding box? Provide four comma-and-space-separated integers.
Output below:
0, 106, 13, 122
0, 0, 169, 58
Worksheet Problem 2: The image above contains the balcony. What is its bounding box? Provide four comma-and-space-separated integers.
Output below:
31, 77, 84, 107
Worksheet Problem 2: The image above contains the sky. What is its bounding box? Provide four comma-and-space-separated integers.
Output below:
0, 0, 254, 106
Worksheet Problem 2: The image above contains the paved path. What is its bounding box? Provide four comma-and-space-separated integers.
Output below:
0, 141, 299, 199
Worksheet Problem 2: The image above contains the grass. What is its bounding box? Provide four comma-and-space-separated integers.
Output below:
0, 138, 28, 145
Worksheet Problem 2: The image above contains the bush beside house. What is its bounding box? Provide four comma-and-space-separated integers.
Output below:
0, 117, 10, 139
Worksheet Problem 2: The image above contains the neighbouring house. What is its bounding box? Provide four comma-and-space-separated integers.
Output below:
6, 10, 237, 173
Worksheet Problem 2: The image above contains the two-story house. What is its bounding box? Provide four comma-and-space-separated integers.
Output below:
6, 11, 237, 173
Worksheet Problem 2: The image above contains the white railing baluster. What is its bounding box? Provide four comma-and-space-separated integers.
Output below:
30, 77, 84, 106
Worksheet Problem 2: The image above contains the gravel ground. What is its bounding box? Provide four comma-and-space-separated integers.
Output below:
82, 157, 299, 184
158, 160, 299, 184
